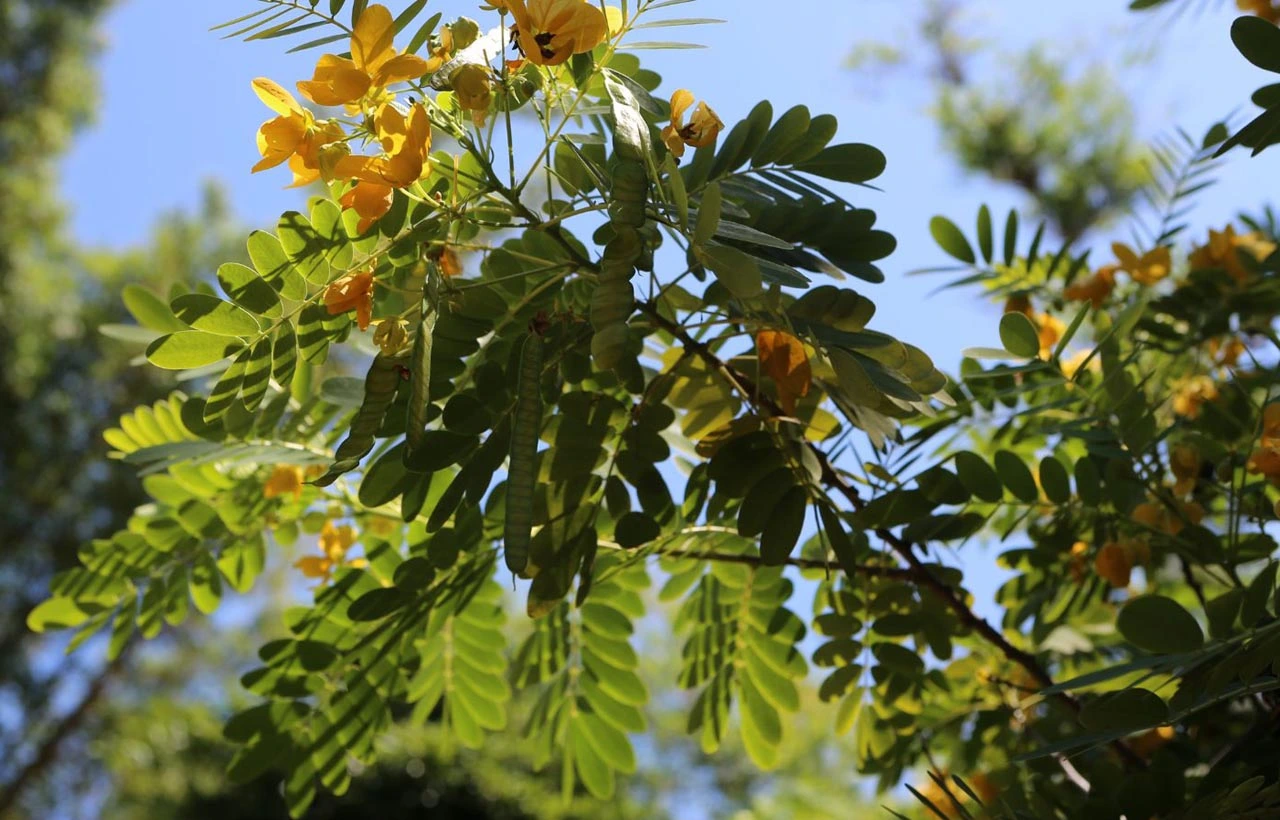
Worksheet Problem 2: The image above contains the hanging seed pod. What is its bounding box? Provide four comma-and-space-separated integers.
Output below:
504, 331, 545, 575
312, 353, 403, 486
404, 263, 440, 467
590, 159, 648, 370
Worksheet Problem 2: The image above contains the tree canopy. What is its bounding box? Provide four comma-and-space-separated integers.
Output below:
15, 1, 1280, 818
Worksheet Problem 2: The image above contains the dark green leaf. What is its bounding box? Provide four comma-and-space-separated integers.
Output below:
999, 312, 1040, 359
1118, 595, 1204, 654
929, 216, 975, 264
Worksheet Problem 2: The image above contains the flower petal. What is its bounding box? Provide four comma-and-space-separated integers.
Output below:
252, 77, 302, 116
374, 53, 431, 87
295, 556, 332, 579
668, 89, 694, 125
351, 3, 397, 74
1111, 242, 1139, 270
660, 124, 685, 158
339, 183, 395, 235
286, 153, 322, 188
297, 54, 370, 106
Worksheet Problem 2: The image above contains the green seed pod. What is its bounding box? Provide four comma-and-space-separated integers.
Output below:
608, 159, 648, 228
504, 333, 544, 575
313, 353, 403, 486
404, 267, 440, 467
590, 323, 631, 370
591, 158, 648, 371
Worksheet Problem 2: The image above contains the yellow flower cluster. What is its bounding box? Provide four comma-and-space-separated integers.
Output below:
248, 3, 625, 333
1111, 242, 1171, 286
262, 465, 307, 500
1187, 225, 1276, 285
262, 464, 326, 500
1132, 497, 1204, 538
324, 269, 376, 330
1062, 243, 1169, 311
661, 89, 724, 159
1170, 374, 1219, 420
1248, 404, 1280, 485
1078, 444, 1205, 590
251, 5, 436, 232
493, 0, 609, 66
296, 519, 367, 583
1093, 538, 1151, 589
1209, 336, 1247, 371
1063, 265, 1116, 308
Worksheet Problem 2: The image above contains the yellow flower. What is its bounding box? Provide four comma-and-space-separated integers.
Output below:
263, 465, 306, 500
755, 330, 812, 416
450, 64, 494, 125
340, 183, 396, 235
336, 103, 433, 231
295, 520, 367, 583
1069, 540, 1089, 583
1131, 726, 1176, 758
250, 78, 346, 186
1238, 0, 1280, 23
424, 18, 480, 72
373, 318, 409, 355
661, 89, 725, 159
1188, 225, 1276, 285
1170, 443, 1200, 496
1121, 537, 1151, 568
1033, 312, 1065, 359
1262, 403, 1280, 447
325, 271, 376, 330
1170, 375, 1218, 419
1209, 336, 1247, 370
1132, 498, 1202, 536
1063, 265, 1116, 308
501, 0, 609, 66
1112, 242, 1171, 286
1247, 404, 1280, 485
1248, 447, 1280, 484
297, 4, 429, 110
1095, 542, 1132, 588
1060, 349, 1098, 379
370, 102, 433, 186
425, 25, 457, 72
429, 245, 464, 277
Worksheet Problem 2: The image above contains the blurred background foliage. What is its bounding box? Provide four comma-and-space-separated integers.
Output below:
848, 0, 1151, 244
1, 0, 1253, 817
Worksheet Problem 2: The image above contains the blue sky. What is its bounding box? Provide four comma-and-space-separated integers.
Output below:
59, 0, 1280, 613
63, 0, 1280, 365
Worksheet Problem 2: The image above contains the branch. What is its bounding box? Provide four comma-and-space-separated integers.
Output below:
598, 536, 916, 579
636, 299, 1146, 772
486, 171, 1143, 769
0, 645, 131, 815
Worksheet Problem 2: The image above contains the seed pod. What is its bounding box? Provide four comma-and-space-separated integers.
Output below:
404, 265, 440, 466
313, 353, 403, 486
591, 165, 647, 371
504, 332, 544, 575
608, 158, 648, 229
